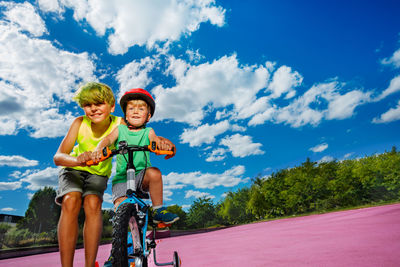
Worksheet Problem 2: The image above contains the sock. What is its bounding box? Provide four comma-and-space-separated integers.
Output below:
153, 205, 162, 210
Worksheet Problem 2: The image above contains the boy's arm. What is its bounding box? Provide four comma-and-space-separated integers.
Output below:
148, 129, 176, 159
53, 117, 84, 167
90, 127, 119, 163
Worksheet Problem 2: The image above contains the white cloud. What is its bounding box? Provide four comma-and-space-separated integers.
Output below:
1, 207, 16, 212
247, 103, 276, 126
343, 152, 354, 159
375, 75, 400, 101
272, 81, 370, 127
45, 0, 226, 55
185, 190, 215, 199
372, 99, 400, 123
310, 143, 328, 153
37, 0, 63, 14
152, 54, 271, 125
237, 96, 272, 120
181, 204, 191, 210
163, 189, 174, 202
117, 53, 370, 131
180, 120, 230, 147
0, 8, 96, 138
381, 48, 400, 68
267, 65, 302, 99
0, 181, 22, 191
2, 2, 47, 37
116, 57, 156, 98
103, 193, 113, 204
220, 134, 264, 158
186, 49, 204, 62
0, 155, 38, 167
326, 90, 371, 120
165, 56, 191, 81
215, 109, 233, 120
163, 165, 247, 189
318, 155, 334, 163
20, 167, 59, 191
231, 124, 246, 132
206, 147, 227, 162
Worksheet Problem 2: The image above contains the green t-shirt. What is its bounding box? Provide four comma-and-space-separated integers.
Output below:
113, 125, 152, 185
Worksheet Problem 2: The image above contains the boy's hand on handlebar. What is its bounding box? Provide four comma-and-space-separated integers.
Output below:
76, 151, 94, 166
90, 150, 103, 165
155, 136, 176, 159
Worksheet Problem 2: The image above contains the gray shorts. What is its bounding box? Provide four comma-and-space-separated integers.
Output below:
55, 168, 108, 206
112, 169, 148, 203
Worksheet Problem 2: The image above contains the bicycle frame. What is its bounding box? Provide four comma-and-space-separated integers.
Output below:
96, 140, 179, 267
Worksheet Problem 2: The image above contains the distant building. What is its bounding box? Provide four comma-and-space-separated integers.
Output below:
0, 214, 23, 226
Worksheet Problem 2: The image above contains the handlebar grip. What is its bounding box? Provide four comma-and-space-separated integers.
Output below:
148, 141, 174, 155
86, 147, 113, 166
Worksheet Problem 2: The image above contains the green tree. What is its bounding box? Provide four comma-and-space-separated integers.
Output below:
101, 209, 114, 238
377, 149, 400, 200
312, 161, 338, 210
186, 197, 216, 228
218, 188, 255, 224
329, 159, 362, 207
18, 187, 61, 233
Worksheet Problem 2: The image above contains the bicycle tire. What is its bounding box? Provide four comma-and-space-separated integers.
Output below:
111, 202, 134, 267
111, 202, 149, 267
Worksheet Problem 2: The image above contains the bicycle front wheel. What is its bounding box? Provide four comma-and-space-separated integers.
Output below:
111, 202, 134, 267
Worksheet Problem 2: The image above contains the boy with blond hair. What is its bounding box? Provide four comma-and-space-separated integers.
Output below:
54, 82, 120, 267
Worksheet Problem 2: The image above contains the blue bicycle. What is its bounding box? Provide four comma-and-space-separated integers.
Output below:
91, 141, 180, 267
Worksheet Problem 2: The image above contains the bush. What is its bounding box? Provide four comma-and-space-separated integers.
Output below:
0, 223, 12, 248
4, 228, 32, 247
3, 228, 57, 248
102, 225, 113, 239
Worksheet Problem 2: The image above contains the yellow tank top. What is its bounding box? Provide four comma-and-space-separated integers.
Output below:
70, 115, 121, 177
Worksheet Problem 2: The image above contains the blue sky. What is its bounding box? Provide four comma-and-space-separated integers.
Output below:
1, 0, 400, 216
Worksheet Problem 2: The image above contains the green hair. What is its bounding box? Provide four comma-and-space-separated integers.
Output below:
73, 82, 115, 107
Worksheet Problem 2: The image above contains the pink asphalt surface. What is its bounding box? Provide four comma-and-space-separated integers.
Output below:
1, 203, 399, 266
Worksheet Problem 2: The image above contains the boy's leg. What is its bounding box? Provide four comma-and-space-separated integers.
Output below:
82, 173, 107, 267
142, 167, 179, 224
58, 191, 82, 267
83, 194, 103, 267
141, 167, 163, 206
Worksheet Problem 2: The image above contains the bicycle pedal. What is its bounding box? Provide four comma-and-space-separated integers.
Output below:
157, 222, 172, 228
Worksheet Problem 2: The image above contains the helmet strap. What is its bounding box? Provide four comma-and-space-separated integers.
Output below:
124, 117, 146, 130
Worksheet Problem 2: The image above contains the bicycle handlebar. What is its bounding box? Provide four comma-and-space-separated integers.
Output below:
86, 141, 174, 166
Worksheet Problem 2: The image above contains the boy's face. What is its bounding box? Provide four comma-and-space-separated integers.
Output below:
125, 101, 151, 128
82, 102, 115, 124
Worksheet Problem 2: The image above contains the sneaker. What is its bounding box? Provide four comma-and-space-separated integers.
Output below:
153, 207, 179, 224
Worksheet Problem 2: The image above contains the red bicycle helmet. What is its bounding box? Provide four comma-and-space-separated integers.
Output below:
119, 88, 155, 116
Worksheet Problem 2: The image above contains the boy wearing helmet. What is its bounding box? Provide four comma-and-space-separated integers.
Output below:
91, 88, 179, 224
